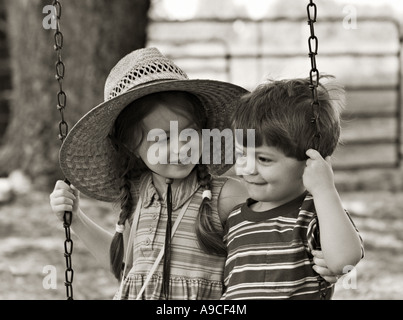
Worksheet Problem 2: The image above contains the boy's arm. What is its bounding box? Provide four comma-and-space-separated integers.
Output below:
303, 149, 363, 274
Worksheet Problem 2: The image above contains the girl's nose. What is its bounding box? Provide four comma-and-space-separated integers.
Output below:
170, 139, 199, 164
170, 139, 180, 155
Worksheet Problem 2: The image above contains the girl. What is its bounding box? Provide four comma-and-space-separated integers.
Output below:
50, 48, 337, 299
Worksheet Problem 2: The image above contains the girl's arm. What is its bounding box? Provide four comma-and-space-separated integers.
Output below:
70, 208, 114, 270
50, 181, 114, 271
217, 176, 248, 224
303, 149, 363, 274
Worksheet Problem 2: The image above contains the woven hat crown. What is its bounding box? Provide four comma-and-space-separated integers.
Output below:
104, 47, 189, 101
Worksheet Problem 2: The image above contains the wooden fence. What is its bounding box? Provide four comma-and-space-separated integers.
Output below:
0, 10, 402, 172
147, 16, 402, 170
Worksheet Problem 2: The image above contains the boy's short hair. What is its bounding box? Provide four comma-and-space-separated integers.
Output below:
232, 75, 345, 160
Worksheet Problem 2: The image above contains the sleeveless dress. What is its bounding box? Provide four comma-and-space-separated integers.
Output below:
115, 171, 228, 300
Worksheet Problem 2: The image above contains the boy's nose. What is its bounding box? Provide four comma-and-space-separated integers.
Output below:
235, 156, 257, 176
243, 163, 258, 175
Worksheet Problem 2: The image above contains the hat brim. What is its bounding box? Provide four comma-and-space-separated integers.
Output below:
59, 79, 248, 202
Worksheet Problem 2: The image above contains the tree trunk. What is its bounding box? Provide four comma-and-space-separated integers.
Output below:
0, 0, 150, 190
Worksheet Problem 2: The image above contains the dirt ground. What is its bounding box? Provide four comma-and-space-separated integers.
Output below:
0, 189, 402, 300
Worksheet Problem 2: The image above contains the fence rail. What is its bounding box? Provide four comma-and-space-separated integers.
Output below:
148, 16, 402, 170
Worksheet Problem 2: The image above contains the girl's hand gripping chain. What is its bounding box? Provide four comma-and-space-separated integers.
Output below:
50, 180, 80, 223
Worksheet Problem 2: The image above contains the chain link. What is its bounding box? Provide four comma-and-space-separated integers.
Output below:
307, 0, 328, 300
52, 0, 74, 300
307, 0, 321, 150
53, 0, 68, 141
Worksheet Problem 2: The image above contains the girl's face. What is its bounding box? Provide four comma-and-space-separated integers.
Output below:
136, 101, 202, 180
235, 142, 306, 207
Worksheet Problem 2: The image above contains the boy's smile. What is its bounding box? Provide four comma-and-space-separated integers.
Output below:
242, 179, 267, 185
236, 143, 306, 210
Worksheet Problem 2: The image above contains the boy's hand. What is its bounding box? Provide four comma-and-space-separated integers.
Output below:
302, 149, 335, 196
311, 250, 340, 283
49, 180, 80, 222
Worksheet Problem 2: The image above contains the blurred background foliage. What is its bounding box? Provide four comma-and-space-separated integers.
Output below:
0, 0, 150, 188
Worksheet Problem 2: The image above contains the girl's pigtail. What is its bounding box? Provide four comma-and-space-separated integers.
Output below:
110, 159, 135, 281
195, 164, 226, 256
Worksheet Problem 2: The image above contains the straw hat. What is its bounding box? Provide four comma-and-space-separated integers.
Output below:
59, 47, 248, 202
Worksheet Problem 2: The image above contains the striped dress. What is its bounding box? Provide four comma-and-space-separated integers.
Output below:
116, 170, 227, 300
222, 192, 342, 300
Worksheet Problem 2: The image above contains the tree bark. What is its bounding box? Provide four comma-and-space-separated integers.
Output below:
0, 0, 150, 190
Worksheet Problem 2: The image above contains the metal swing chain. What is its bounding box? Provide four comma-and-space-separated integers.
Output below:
307, 0, 329, 300
307, 0, 321, 151
52, 0, 74, 300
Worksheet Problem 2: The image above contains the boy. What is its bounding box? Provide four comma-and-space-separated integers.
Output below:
222, 76, 364, 300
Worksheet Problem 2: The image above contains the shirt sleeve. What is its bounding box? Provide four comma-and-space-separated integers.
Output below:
306, 215, 321, 252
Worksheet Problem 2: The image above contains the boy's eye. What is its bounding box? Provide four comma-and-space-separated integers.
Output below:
258, 156, 272, 163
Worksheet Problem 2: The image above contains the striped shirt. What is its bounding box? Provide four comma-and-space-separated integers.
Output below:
116, 170, 228, 300
222, 192, 342, 300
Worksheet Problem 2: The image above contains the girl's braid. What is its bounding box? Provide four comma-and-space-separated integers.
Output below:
195, 164, 226, 256
110, 156, 136, 280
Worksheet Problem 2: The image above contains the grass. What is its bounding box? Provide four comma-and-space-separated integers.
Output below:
0, 189, 402, 300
